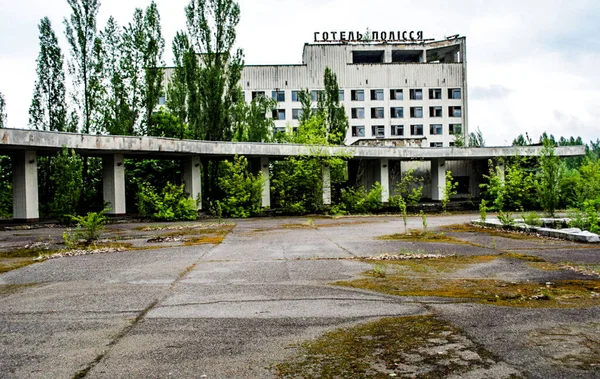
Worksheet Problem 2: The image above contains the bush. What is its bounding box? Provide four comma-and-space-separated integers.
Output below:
63, 209, 108, 246
51, 147, 83, 224
339, 183, 383, 214
271, 157, 322, 215
217, 156, 263, 218
137, 182, 198, 221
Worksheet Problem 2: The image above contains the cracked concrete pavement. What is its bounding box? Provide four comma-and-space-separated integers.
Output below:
1, 214, 599, 378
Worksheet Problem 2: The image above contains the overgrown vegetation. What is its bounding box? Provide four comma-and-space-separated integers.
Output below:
137, 182, 198, 221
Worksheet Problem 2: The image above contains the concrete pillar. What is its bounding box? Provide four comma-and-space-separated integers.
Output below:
12, 151, 39, 221
102, 154, 126, 215
182, 156, 202, 210
380, 159, 390, 203
260, 157, 270, 208
496, 160, 506, 183
431, 158, 446, 201
322, 163, 331, 205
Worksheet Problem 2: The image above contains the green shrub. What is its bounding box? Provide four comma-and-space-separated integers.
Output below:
441, 170, 458, 213
479, 199, 487, 222
51, 147, 83, 224
498, 211, 514, 227
63, 209, 108, 245
217, 156, 263, 218
339, 182, 383, 214
137, 182, 198, 221
522, 211, 541, 227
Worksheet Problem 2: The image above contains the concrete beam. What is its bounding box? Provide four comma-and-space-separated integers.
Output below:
182, 156, 202, 210
380, 159, 390, 203
322, 163, 331, 205
12, 151, 39, 221
431, 158, 446, 201
102, 154, 126, 215
260, 157, 270, 208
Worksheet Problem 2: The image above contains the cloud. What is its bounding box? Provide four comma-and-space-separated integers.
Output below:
470, 85, 513, 101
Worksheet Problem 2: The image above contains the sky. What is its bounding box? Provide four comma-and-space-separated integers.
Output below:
1, 0, 599, 146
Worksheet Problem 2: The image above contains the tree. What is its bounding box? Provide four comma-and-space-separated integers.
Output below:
29, 17, 67, 131
217, 156, 263, 218
64, 0, 102, 134
166, 31, 192, 138
538, 137, 562, 217
50, 147, 83, 223
0, 91, 6, 128
232, 95, 276, 142
322, 67, 348, 145
468, 126, 485, 147
441, 170, 458, 213
141, 1, 165, 134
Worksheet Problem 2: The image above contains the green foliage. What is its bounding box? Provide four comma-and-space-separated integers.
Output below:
481, 159, 538, 212
323, 67, 348, 145
393, 168, 424, 207
0, 91, 5, 128
479, 199, 487, 222
0, 156, 11, 218
272, 157, 323, 214
338, 183, 383, 214
468, 127, 485, 147
441, 170, 458, 212
537, 138, 562, 217
147, 108, 189, 138
522, 211, 541, 227
50, 148, 83, 224
498, 211, 514, 227
420, 210, 428, 233
65, 209, 108, 244
232, 95, 276, 142
29, 16, 67, 131
137, 182, 198, 221
397, 196, 408, 234
216, 156, 263, 218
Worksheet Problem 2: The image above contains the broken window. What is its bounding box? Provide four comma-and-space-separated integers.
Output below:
252, 91, 265, 99
429, 106, 443, 117
390, 89, 403, 101
410, 107, 423, 118
448, 88, 461, 99
371, 107, 384, 119
430, 124, 443, 135
391, 107, 404, 118
449, 106, 462, 117
371, 125, 385, 137
410, 89, 423, 100
370, 89, 384, 101
352, 125, 365, 137
272, 90, 285, 102
351, 90, 365, 101
411, 124, 424, 136
272, 109, 286, 120
429, 88, 442, 100
391, 125, 404, 136
449, 124, 462, 135
351, 108, 365, 119
352, 50, 384, 64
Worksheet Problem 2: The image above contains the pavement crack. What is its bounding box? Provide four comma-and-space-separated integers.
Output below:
156, 296, 403, 308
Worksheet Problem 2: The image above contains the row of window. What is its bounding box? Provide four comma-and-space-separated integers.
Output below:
351, 124, 462, 138
271, 106, 462, 121
252, 88, 462, 102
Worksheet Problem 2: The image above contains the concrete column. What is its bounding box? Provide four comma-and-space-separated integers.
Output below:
260, 157, 270, 208
496, 160, 506, 183
12, 151, 39, 221
431, 158, 446, 201
102, 154, 126, 215
322, 163, 331, 205
380, 159, 390, 203
182, 156, 202, 210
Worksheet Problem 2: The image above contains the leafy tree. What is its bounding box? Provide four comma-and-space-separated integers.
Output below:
271, 157, 323, 214
0, 91, 6, 128
50, 147, 83, 224
468, 126, 485, 147
148, 108, 189, 138
232, 95, 276, 142
137, 182, 197, 221
512, 132, 533, 146
217, 155, 263, 217
537, 138, 562, 217
166, 32, 193, 138
141, 1, 165, 133
441, 170, 458, 212
322, 67, 348, 145
64, 0, 103, 134
29, 17, 67, 131
389, 168, 423, 207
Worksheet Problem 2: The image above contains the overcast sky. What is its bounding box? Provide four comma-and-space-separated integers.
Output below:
1, 0, 599, 145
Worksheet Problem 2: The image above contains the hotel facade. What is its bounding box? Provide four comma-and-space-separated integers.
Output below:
240, 32, 468, 147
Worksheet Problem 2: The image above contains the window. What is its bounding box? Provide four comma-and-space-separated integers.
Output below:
430, 142, 443, 148
352, 125, 365, 137
158, 95, 166, 105
339, 90, 345, 101
410, 107, 423, 118
291, 91, 300, 102
371, 107, 384, 119
429, 106, 443, 117
449, 142, 456, 147
430, 124, 443, 135
252, 91, 265, 99
311, 90, 324, 102
448, 88, 461, 99
429, 88, 442, 100
391, 107, 404, 118
370, 89, 384, 101
272, 90, 285, 102
449, 106, 462, 117
351, 89, 365, 101
274, 127, 286, 134
351, 108, 365, 119
409, 89, 423, 100
449, 124, 462, 135
352, 50, 384, 64
390, 89, 403, 100
391, 125, 404, 136
292, 109, 303, 120
272, 109, 286, 120
371, 125, 385, 137
411, 124, 423, 136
